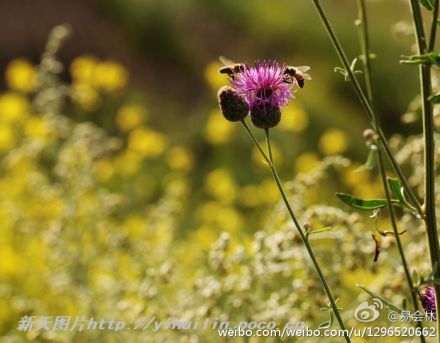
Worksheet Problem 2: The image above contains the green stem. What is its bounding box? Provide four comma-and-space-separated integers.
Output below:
356, 0, 374, 104
356, 2, 424, 340
241, 122, 351, 342
311, 0, 423, 216
265, 130, 350, 343
378, 148, 426, 342
264, 128, 274, 162
429, 0, 439, 51
408, 1, 440, 340
241, 120, 271, 164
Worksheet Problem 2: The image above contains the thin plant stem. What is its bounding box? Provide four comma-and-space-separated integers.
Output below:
240, 120, 351, 342
263, 128, 350, 343
356, 2, 424, 340
311, 0, 423, 216
240, 120, 270, 164
356, 0, 373, 105
378, 147, 426, 343
429, 0, 439, 51
408, 1, 440, 340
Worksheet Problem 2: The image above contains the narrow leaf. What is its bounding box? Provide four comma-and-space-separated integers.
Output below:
350, 58, 358, 71
412, 270, 419, 285
387, 178, 407, 205
336, 193, 400, 210
308, 226, 335, 236
356, 147, 377, 172
334, 67, 349, 82
357, 284, 403, 313
429, 93, 440, 104
400, 52, 440, 65
420, 0, 434, 10
387, 177, 415, 211
317, 321, 332, 330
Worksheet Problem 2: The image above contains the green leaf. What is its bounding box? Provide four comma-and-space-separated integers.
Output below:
308, 226, 335, 236
412, 270, 420, 286
356, 146, 377, 172
336, 193, 399, 210
420, 0, 434, 10
387, 178, 416, 211
334, 60, 362, 82
317, 320, 332, 329
400, 52, 440, 65
334, 67, 349, 82
357, 284, 403, 313
350, 57, 359, 71
387, 178, 406, 205
429, 93, 440, 104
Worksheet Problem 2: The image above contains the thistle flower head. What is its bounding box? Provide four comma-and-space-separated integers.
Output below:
420, 286, 436, 319
217, 86, 249, 122
250, 105, 281, 129
231, 61, 293, 111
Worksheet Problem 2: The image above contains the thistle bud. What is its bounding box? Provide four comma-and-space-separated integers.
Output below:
217, 86, 249, 122
420, 287, 436, 320
250, 105, 281, 129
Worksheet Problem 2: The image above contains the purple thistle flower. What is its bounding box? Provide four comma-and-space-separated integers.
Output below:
420, 286, 436, 320
231, 61, 294, 111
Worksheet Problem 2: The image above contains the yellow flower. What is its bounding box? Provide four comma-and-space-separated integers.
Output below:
279, 102, 309, 132
205, 168, 237, 204
165, 147, 194, 172
123, 215, 147, 239
93, 157, 114, 182
24, 116, 49, 139
344, 163, 370, 187
204, 61, 229, 90
193, 226, 218, 248
239, 185, 261, 207
70, 82, 101, 111
295, 152, 320, 173
0, 92, 30, 123
0, 125, 16, 151
113, 150, 143, 176
94, 60, 128, 92
116, 104, 147, 132
5, 59, 37, 92
196, 202, 243, 232
204, 109, 235, 144
318, 128, 349, 155
0, 246, 22, 279
197, 201, 223, 222
258, 179, 279, 204
128, 127, 167, 158
214, 206, 243, 232
70, 55, 98, 84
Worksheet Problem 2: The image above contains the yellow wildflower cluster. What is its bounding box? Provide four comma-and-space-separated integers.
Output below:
70, 55, 128, 111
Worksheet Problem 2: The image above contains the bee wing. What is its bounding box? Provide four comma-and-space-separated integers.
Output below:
303, 73, 312, 80
219, 56, 236, 66
296, 66, 311, 73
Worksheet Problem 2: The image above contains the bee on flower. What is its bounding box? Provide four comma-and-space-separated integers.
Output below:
217, 58, 310, 129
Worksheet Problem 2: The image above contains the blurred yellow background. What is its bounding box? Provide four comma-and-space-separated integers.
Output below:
0, 0, 436, 342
